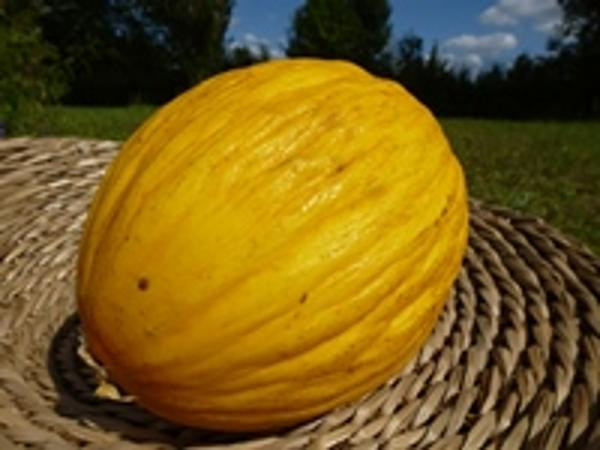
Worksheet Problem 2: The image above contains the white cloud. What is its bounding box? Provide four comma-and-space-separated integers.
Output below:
480, 0, 562, 34
535, 17, 561, 34
444, 33, 518, 56
480, 6, 518, 26
442, 52, 484, 75
499, 0, 558, 17
464, 53, 484, 70
442, 32, 517, 76
229, 33, 284, 59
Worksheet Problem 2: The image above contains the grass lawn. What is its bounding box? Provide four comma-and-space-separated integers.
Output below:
33, 105, 157, 141
16, 105, 600, 255
444, 119, 600, 256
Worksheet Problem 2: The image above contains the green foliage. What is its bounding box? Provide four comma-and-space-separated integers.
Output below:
287, 0, 391, 74
388, 35, 479, 117
0, 1, 65, 134
225, 45, 270, 70
557, 0, 600, 44
38, 0, 233, 104
139, 0, 233, 83
387, 38, 597, 119
552, 0, 600, 116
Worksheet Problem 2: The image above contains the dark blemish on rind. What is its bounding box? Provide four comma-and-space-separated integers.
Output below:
137, 277, 149, 291
434, 198, 451, 226
441, 195, 450, 217
299, 292, 308, 304
335, 164, 346, 173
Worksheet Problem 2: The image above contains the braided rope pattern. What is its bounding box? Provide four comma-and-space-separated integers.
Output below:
0, 138, 598, 449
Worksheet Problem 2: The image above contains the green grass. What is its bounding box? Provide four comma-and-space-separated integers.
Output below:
33, 104, 157, 141
16, 106, 600, 255
442, 119, 600, 256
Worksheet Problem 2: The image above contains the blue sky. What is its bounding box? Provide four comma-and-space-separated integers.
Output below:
227, 0, 564, 72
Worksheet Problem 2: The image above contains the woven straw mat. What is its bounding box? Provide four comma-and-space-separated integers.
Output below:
0, 137, 598, 450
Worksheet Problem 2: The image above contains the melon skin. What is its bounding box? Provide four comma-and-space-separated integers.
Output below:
77, 58, 469, 431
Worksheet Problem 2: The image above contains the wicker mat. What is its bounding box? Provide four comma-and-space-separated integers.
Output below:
0, 137, 598, 450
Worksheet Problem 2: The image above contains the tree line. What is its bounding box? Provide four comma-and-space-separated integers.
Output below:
287, 0, 598, 119
1, 0, 598, 129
